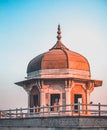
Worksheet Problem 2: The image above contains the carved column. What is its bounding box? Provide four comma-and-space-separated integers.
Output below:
65, 79, 71, 113
86, 81, 94, 114
22, 85, 32, 114
40, 88, 45, 106
65, 88, 71, 105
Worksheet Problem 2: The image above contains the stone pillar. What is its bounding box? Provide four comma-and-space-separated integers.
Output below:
86, 81, 94, 115
65, 79, 71, 115
65, 88, 71, 105
23, 85, 32, 108
65, 79, 70, 105
40, 88, 45, 106
27, 91, 31, 108
86, 90, 90, 104
84, 89, 90, 115
65, 88, 71, 115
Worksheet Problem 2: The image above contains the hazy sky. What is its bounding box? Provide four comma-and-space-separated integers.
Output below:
0, 0, 107, 109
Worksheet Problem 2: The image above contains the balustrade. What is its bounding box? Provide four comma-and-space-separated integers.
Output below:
0, 103, 107, 119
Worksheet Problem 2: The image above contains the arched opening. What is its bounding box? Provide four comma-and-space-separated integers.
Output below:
74, 94, 82, 112
30, 86, 40, 110
50, 94, 60, 111
33, 95, 38, 107
71, 85, 86, 113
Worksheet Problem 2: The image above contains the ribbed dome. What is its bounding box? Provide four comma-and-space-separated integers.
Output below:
27, 25, 90, 79
27, 42, 90, 73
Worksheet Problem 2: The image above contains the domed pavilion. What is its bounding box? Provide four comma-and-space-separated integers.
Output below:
16, 25, 102, 114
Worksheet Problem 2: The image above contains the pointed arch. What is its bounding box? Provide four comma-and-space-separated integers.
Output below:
30, 86, 40, 108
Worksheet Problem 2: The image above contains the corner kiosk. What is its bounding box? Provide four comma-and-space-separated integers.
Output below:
16, 25, 102, 114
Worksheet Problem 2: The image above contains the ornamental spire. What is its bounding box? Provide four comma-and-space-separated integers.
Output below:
57, 24, 62, 41
50, 25, 68, 50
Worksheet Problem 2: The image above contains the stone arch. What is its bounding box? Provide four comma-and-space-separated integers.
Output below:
30, 86, 40, 108
70, 84, 87, 113
71, 84, 86, 104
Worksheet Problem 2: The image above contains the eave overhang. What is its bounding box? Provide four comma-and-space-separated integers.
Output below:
15, 77, 102, 88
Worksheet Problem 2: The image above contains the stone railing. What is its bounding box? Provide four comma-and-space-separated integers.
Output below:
0, 103, 107, 119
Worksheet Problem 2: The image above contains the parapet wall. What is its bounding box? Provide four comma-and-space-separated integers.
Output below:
0, 116, 107, 130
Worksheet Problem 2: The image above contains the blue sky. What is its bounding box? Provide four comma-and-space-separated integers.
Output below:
0, 0, 107, 109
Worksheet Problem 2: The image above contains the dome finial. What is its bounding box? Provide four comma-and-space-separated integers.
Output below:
57, 24, 62, 41
50, 25, 68, 50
